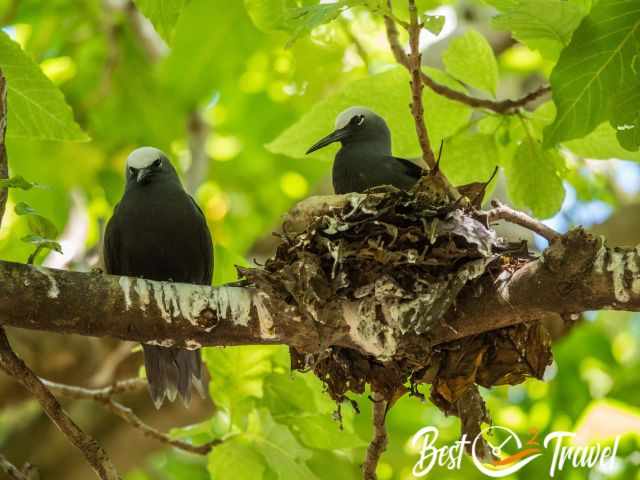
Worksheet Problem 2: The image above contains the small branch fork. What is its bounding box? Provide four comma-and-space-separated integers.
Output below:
41, 379, 221, 456
487, 200, 561, 242
0, 330, 121, 480
383, 11, 550, 115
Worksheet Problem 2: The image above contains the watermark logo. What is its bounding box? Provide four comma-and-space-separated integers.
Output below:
412, 425, 619, 478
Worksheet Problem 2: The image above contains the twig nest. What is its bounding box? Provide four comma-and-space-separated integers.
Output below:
243, 180, 552, 449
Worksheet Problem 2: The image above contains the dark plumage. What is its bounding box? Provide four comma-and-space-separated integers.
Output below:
104, 147, 213, 408
306, 106, 425, 193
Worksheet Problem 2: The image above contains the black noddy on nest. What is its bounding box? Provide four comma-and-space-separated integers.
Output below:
306, 106, 426, 194
104, 147, 213, 408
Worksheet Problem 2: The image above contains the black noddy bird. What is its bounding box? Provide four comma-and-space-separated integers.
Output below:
104, 147, 213, 408
306, 106, 425, 194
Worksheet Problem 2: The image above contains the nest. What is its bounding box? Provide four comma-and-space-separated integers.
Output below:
242, 176, 552, 449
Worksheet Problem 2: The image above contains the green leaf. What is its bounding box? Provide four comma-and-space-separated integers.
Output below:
282, 414, 367, 450
543, 0, 640, 147
248, 409, 318, 480
0, 32, 88, 142
441, 132, 500, 185
268, 67, 471, 163
244, 0, 292, 32
0, 175, 40, 190
208, 437, 266, 480
504, 138, 565, 218
21, 235, 63, 254
565, 121, 640, 161
492, 0, 587, 59
610, 77, 640, 151
442, 29, 499, 96
202, 346, 275, 423
423, 14, 446, 35
15, 202, 59, 238
213, 244, 249, 286
132, 0, 186, 42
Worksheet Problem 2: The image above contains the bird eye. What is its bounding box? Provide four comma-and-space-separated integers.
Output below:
355, 115, 365, 126
129, 167, 136, 176
153, 158, 161, 168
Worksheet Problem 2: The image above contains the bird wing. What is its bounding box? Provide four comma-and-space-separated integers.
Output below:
103, 203, 121, 275
189, 196, 214, 285
391, 156, 426, 180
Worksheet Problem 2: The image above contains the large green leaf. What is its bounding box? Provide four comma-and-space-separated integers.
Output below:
132, 0, 186, 42
610, 77, 640, 152
268, 67, 471, 163
543, 0, 640, 147
0, 32, 88, 141
247, 409, 318, 480
504, 138, 565, 218
565, 121, 640, 161
208, 437, 266, 480
492, 0, 587, 59
281, 414, 367, 450
441, 132, 500, 185
442, 29, 499, 96
202, 346, 275, 425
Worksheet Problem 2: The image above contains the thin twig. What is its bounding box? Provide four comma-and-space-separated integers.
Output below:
42, 378, 220, 455
185, 110, 210, 195
383, 15, 550, 114
404, 0, 459, 201
0, 453, 37, 480
0, 329, 120, 480
362, 392, 388, 480
406, 0, 435, 169
487, 200, 561, 242
0, 70, 8, 229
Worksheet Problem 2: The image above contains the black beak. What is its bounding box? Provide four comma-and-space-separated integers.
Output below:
306, 127, 350, 154
136, 167, 153, 184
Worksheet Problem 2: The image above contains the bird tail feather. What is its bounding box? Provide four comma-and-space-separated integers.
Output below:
142, 345, 206, 409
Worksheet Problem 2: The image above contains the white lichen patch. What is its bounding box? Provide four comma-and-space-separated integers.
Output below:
133, 278, 151, 311
254, 293, 276, 339
343, 302, 396, 360
185, 339, 202, 350
35, 266, 60, 299
119, 276, 132, 309
593, 241, 608, 274
145, 338, 175, 347
607, 250, 631, 303
139, 281, 254, 328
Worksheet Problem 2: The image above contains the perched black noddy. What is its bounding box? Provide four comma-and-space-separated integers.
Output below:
306, 106, 425, 194
104, 147, 213, 408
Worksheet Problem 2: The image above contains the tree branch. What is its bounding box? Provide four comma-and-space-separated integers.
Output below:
0, 213, 636, 358
362, 393, 388, 480
0, 454, 37, 480
383, 14, 550, 114
0, 330, 120, 480
406, 0, 435, 170
42, 378, 220, 455
487, 200, 561, 242
0, 70, 8, 228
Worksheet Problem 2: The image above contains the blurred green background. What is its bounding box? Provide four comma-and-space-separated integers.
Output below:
0, 0, 639, 479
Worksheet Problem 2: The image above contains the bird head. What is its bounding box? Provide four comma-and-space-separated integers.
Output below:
306, 106, 392, 154
125, 147, 179, 187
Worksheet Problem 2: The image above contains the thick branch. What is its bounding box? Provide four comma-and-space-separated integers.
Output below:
383, 15, 550, 114
0, 226, 637, 357
0, 330, 120, 480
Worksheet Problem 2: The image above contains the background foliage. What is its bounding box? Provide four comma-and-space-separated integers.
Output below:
0, 0, 639, 479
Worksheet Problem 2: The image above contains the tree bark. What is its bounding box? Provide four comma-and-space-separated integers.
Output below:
0, 225, 637, 358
